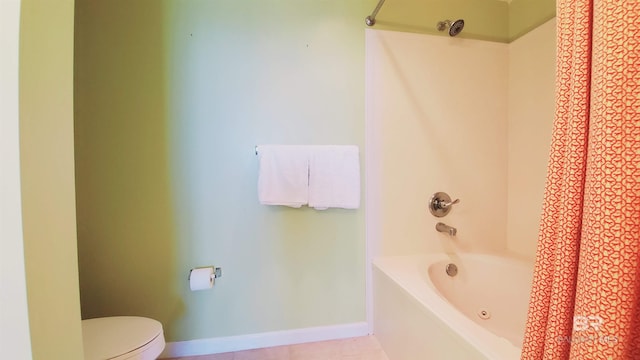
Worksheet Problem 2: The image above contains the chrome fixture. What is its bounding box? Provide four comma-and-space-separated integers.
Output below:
436, 222, 457, 236
436, 19, 465, 36
445, 263, 458, 277
429, 192, 460, 217
365, 0, 386, 26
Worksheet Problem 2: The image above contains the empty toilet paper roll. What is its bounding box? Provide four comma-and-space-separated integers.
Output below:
189, 267, 214, 291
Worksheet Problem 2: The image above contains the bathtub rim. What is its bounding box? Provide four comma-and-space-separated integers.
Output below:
373, 252, 531, 360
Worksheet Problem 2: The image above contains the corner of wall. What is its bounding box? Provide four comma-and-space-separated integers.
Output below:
19, 0, 84, 358
508, 0, 556, 42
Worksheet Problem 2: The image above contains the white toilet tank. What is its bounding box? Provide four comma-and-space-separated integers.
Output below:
82, 316, 165, 360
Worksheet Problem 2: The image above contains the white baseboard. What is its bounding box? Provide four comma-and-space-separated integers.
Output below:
160, 322, 369, 358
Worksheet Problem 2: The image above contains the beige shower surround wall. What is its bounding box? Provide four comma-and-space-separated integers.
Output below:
366, 18, 556, 259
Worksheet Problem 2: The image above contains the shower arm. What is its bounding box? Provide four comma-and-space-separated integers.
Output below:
365, 0, 386, 26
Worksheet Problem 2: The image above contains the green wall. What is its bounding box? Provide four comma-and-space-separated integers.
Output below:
509, 0, 557, 41
368, 0, 555, 43
74, 0, 369, 342
20, 0, 84, 358
74, 0, 180, 339
370, 0, 509, 42
74, 0, 556, 345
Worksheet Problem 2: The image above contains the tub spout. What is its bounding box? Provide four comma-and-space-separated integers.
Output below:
436, 222, 457, 236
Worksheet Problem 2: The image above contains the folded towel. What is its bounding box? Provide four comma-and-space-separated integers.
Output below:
308, 145, 360, 210
257, 145, 310, 208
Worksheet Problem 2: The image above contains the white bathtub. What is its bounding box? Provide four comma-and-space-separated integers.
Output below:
373, 253, 534, 360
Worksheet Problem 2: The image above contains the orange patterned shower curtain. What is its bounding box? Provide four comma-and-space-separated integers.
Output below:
520, 0, 640, 359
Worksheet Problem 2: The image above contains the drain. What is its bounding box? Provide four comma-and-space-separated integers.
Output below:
445, 263, 458, 277
478, 308, 491, 320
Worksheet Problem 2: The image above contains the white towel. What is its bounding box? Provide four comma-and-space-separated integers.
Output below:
257, 145, 310, 208
308, 145, 360, 210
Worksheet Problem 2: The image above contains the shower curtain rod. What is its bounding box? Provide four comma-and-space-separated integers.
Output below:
365, 0, 386, 26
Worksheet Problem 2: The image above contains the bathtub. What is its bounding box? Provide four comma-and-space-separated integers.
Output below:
373, 253, 534, 360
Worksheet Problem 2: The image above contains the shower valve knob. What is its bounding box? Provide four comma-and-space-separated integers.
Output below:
429, 192, 459, 217
438, 198, 459, 209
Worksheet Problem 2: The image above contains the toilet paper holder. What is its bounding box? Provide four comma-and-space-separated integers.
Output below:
188, 266, 222, 281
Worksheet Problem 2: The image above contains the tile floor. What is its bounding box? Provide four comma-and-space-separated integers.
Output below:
166, 335, 389, 360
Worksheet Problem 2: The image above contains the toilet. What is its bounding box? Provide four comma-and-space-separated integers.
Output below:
82, 316, 165, 360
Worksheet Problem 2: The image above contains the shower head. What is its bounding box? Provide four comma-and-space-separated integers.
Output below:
449, 19, 464, 36
436, 19, 465, 37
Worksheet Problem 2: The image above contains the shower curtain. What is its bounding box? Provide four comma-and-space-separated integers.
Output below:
520, 0, 639, 359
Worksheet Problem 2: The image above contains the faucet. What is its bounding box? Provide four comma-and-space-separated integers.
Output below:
436, 222, 457, 236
